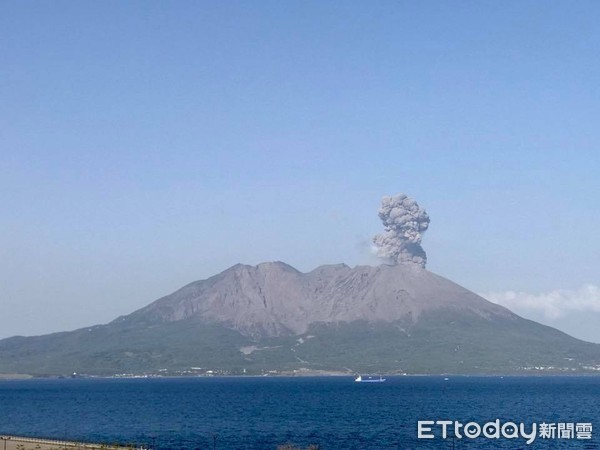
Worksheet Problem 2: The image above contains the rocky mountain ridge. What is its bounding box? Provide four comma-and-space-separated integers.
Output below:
1, 262, 599, 376
126, 262, 515, 338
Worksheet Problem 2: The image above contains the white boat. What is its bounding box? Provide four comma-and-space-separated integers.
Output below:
354, 375, 386, 383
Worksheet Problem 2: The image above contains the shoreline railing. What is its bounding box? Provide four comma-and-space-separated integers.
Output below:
0, 435, 147, 450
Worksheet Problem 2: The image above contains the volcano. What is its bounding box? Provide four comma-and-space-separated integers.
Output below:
1, 262, 599, 376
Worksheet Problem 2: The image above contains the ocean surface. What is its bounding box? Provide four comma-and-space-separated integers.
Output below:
0, 376, 599, 449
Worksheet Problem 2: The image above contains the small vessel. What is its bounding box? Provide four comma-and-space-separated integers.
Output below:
354, 375, 386, 383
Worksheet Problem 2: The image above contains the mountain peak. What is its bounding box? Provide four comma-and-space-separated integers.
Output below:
129, 261, 514, 338
2, 260, 599, 376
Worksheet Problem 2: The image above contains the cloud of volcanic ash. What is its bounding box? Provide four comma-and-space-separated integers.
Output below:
373, 193, 430, 267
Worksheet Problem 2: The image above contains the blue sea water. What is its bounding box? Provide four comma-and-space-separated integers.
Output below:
0, 376, 599, 449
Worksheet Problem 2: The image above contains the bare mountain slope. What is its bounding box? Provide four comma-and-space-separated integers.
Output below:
127, 262, 515, 337
1, 262, 599, 376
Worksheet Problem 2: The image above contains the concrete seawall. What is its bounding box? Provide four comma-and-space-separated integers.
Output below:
0, 436, 145, 450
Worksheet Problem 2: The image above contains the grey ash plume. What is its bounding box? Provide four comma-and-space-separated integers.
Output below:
373, 193, 430, 268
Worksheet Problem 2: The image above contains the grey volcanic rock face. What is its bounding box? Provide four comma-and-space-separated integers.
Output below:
1, 262, 599, 376
128, 262, 516, 338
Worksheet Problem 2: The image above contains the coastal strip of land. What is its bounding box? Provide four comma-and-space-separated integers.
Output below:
0, 436, 144, 450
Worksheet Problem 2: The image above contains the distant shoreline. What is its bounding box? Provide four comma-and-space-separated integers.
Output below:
2, 372, 600, 381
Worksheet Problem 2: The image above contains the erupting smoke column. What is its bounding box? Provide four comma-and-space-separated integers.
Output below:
373, 193, 430, 268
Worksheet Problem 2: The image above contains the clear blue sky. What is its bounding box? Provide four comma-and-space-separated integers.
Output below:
1, 1, 599, 339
